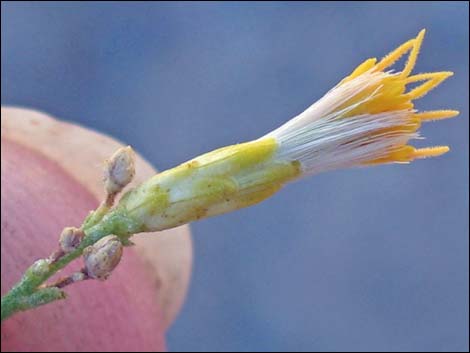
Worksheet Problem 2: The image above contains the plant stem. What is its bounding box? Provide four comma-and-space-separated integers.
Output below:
1, 146, 142, 322
0, 214, 118, 322
1, 288, 66, 321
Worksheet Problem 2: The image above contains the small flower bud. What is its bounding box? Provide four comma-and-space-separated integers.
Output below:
83, 235, 123, 280
104, 146, 135, 195
29, 259, 51, 276
59, 227, 84, 253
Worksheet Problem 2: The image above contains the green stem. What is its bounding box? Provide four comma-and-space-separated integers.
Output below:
0, 211, 127, 322
1, 287, 66, 321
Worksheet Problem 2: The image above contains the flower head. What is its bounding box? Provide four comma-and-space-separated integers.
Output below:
266, 29, 458, 175
112, 30, 458, 234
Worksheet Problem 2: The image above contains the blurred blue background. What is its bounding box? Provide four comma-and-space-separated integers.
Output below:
2, 2, 469, 351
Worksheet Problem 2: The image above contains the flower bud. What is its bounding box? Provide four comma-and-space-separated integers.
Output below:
104, 146, 135, 195
29, 259, 51, 276
59, 227, 84, 253
83, 235, 123, 280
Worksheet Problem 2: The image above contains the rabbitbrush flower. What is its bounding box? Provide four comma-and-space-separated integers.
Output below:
103, 29, 458, 235
1, 29, 459, 322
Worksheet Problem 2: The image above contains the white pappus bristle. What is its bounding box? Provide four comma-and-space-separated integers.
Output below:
263, 71, 418, 176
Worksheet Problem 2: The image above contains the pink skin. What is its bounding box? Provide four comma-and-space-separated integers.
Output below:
1, 139, 166, 351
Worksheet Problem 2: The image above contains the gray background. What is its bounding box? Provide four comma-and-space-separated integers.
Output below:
2, 2, 469, 351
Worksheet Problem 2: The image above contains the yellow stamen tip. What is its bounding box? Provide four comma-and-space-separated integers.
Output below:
401, 29, 426, 77
438, 71, 454, 79
415, 110, 460, 121
412, 146, 450, 159
374, 38, 415, 72
406, 71, 453, 84
406, 71, 453, 99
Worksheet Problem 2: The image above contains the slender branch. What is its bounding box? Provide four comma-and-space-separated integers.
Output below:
1, 146, 137, 322
1, 287, 66, 321
1, 221, 112, 321
44, 269, 89, 289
